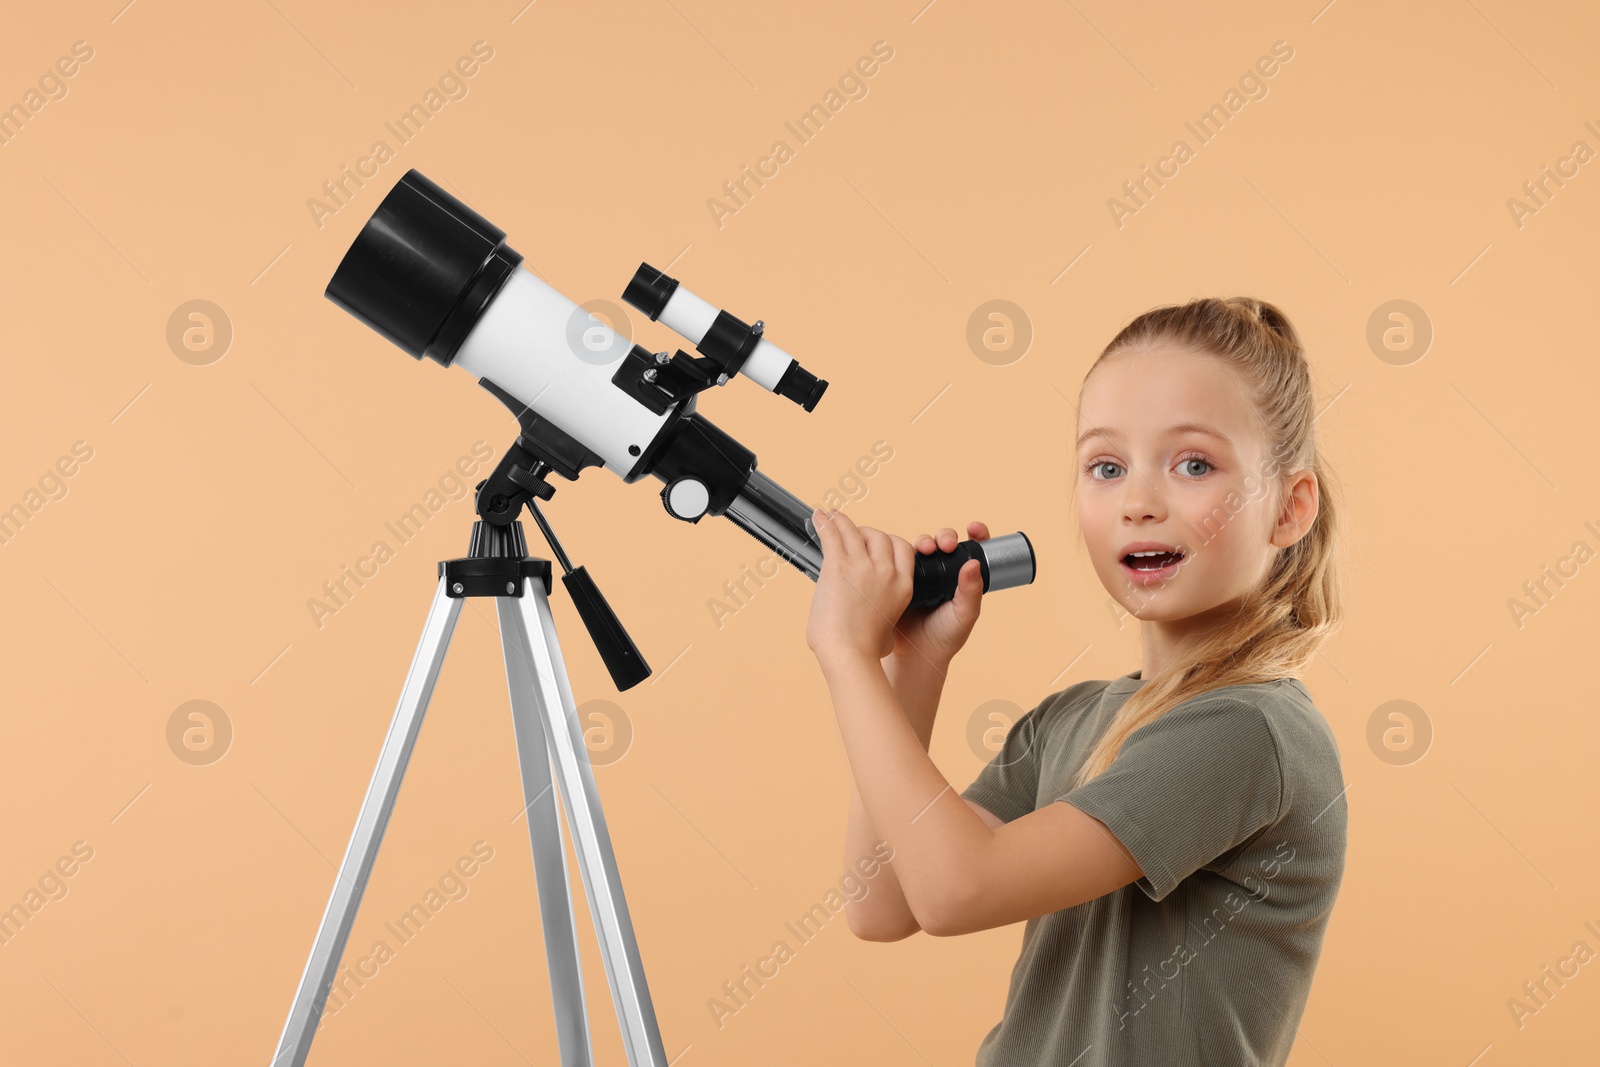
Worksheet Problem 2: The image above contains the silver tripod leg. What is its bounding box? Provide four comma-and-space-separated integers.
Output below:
498, 575, 668, 1067
272, 578, 463, 1067
496, 593, 592, 1065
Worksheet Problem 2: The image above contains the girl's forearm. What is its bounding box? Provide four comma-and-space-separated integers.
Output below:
822, 649, 992, 932
841, 654, 948, 939
843, 786, 917, 938
884, 653, 949, 745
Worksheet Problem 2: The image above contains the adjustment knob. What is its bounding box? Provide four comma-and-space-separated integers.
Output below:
506, 463, 555, 500
663, 478, 710, 521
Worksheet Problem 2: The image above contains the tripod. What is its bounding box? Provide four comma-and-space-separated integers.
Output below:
271, 512, 666, 1066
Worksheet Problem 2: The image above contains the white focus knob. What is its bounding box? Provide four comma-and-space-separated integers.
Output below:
664, 478, 711, 521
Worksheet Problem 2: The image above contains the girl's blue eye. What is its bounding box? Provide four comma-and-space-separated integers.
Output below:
1079, 454, 1214, 480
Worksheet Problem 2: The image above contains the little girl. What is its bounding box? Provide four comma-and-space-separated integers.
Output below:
807, 296, 1347, 1066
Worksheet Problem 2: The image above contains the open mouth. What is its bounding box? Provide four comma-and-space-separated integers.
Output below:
1120, 548, 1184, 584
1122, 549, 1184, 571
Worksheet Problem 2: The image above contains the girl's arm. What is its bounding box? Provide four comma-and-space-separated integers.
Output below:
808, 509, 1142, 936
823, 648, 1144, 937
842, 655, 1002, 941
845, 790, 1005, 940
822, 649, 1000, 934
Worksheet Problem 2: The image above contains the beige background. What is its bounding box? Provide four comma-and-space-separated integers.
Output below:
2, 1, 1596, 1064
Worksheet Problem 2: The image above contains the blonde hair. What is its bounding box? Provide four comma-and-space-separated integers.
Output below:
1068, 296, 1346, 789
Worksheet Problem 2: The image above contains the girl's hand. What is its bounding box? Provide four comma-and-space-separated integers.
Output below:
806, 508, 916, 663
890, 522, 989, 670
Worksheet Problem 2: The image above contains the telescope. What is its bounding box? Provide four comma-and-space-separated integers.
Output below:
274, 170, 1040, 1065
324, 169, 1035, 688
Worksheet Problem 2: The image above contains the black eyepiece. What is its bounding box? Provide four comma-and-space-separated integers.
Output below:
621, 262, 679, 321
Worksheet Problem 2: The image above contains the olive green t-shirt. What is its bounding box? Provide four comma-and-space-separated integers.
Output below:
959, 670, 1347, 1066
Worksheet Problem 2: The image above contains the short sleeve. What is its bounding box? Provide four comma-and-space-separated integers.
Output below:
1060, 696, 1283, 902
959, 692, 1056, 824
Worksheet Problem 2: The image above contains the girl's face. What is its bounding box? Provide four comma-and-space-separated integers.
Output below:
1074, 344, 1282, 623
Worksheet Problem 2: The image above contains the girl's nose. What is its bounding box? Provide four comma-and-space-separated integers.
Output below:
1120, 486, 1163, 523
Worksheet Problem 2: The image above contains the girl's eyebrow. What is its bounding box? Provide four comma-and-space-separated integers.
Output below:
1075, 423, 1234, 449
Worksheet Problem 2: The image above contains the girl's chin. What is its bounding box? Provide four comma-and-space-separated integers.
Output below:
1113, 588, 1186, 619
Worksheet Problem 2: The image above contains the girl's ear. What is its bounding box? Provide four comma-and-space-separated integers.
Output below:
1270, 470, 1318, 548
